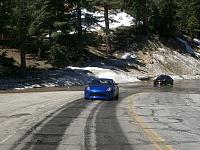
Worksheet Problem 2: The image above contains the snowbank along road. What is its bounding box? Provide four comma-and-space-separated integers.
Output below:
0, 80, 200, 150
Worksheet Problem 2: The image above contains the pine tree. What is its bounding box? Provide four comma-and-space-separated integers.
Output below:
193, 0, 200, 37
176, 0, 200, 37
0, 0, 14, 33
65, 0, 92, 38
148, 0, 160, 34
29, 0, 68, 59
123, 0, 152, 34
91, 0, 123, 54
158, 0, 177, 36
177, 0, 194, 33
14, 0, 33, 73
187, 16, 199, 39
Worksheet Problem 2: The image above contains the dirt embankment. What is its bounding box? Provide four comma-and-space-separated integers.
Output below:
135, 48, 200, 77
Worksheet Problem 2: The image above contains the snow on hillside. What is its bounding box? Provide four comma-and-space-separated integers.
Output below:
176, 38, 195, 54
193, 38, 200, 48
82, 9, 135, 31
1, 47, 200, 90
69, 67, 139, 83
0, 66, 140, 90
121, 52, 137, 59
177, 38, 200, 57
146, 48, 200, 76
1, 10, 200, 90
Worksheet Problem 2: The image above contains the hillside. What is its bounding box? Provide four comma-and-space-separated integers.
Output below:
0, 36, 200, 90
1, 7, 200, 90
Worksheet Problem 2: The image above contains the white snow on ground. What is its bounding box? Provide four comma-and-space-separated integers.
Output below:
109, 11, 135, 28
177, 37, 200, 57
2, 47, 199, 90
69, 67, 139, 83
82, 9, 135, 31
170, 75, 184, 80
121, 52, 137, 59
193, 38, 200, 48
176, 38, 195, 54
0, 67, 139, 90
46, 10, 134, 36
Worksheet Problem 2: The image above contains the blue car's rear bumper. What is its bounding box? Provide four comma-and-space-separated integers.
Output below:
85, 91, 114, 100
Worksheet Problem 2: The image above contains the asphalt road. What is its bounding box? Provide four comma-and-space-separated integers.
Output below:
0, 80, 200, 150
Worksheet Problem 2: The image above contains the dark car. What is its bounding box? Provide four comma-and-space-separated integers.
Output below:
84, 78, 119, 100
154, 75, 174, 86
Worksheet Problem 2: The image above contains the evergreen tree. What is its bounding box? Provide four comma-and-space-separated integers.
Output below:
193, 0, 200, 37
29, 0, 66, 41
91, 0, 123, 54
148, 0, 160, 34
158, 0, 177, 36
123, 0, 152, 34
177, 0, 194, 32
66, 0, 82, 37
29, 0, 69, 59
0, 0, 14, 33
176, 0, 200, 37
13, 0, 33, 73
65, 0, 92, 37
29, 0, 88, 67
187, 16, 199, 39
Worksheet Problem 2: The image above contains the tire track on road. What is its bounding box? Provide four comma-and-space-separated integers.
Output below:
8, 98, 93, 150
94, 91, 134, 150
84, 101, 104, 150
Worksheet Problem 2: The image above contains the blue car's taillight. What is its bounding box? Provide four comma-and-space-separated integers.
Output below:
86, 86, 90, 91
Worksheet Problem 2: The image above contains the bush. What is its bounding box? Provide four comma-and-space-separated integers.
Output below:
0, 51, 19, 76
49, 43, 67, 67
49, 35, 85, 67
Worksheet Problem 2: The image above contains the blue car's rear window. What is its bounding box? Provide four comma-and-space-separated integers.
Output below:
91, 79, 113, 85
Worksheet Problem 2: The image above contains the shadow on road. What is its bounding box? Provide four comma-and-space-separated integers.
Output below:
9, 98, 93, 150
94, 92, 134, 150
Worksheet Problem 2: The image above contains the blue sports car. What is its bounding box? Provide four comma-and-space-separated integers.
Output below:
84, 78, 119, 100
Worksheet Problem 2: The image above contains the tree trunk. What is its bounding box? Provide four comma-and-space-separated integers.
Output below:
20, 46, 26, 73
37, 47, 41, 60
142, 0, 148, 34
77, 1, 82, 38
18, 1, 27, 74
19, 27, 26, 74
104, 2, 112, 54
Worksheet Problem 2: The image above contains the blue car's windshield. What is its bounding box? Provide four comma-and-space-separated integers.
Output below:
91, 79, 113, 85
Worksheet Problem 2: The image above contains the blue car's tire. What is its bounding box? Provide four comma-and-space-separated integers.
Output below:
115, 94, 119, 100
84, 97, 89, 100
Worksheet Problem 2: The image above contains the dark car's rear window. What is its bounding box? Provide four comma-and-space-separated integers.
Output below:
156, 75, 173, 80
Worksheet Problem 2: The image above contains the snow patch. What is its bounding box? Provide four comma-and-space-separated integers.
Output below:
82, 9, 135, 31
148, 47, 200, 76
121, 52, 137, 59
177, 38, 194, 54
69, 66, 139, 83
193, 38, 200, 46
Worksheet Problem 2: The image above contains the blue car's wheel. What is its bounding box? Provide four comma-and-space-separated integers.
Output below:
114, 94, 119, 100
115, 94, 119, 100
